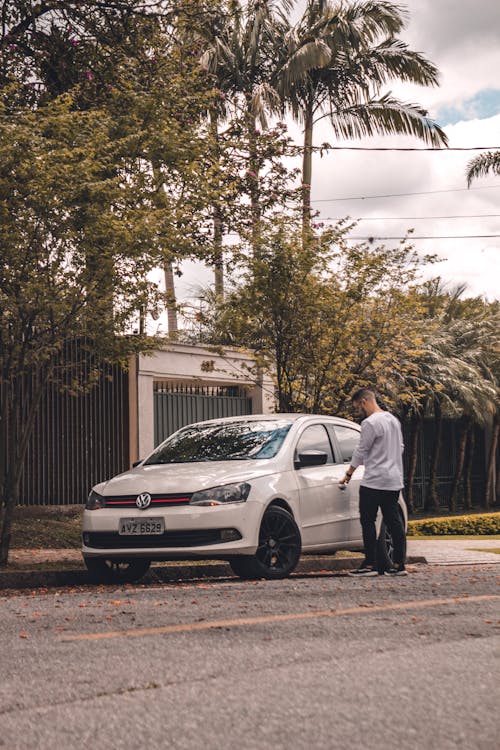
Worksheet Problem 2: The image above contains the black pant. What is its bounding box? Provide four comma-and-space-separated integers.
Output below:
359, 486, 406, 568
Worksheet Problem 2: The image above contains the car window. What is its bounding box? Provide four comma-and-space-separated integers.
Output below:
295, 424, 333, 464
332, 425, 360, 462
144, 420, 293, 464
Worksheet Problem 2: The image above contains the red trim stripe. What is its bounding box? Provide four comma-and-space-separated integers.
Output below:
105, 497, 191, 505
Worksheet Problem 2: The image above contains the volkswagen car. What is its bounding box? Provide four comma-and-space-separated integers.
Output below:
82, 414, 407, 582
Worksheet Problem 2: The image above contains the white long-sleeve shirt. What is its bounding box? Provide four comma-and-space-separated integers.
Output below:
351, 411, 404, 491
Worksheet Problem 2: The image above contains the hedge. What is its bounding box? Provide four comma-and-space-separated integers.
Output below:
407, 512, 500, 536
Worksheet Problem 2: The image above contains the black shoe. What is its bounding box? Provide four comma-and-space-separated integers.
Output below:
348, 564, 378, 577
384, 564, 408, 576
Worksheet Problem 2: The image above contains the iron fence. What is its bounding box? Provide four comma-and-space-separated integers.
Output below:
154, 382, 253, 446
4, 341, 130, 505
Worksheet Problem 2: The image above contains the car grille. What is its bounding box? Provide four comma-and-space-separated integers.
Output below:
103, 494, 192, 508
84, 529, 242, 549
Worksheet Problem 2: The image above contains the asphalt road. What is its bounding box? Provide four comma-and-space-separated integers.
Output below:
1, 564, 499, 750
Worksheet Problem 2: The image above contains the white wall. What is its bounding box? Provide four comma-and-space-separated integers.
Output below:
132, 343, 275, 460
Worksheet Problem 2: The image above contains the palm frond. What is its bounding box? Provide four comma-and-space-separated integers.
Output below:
466, 151, 500, 187
326, 95, 448, 147
358, 40, 441, 89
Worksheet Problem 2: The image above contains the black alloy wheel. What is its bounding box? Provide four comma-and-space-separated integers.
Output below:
84, 556, 151, 583
376, 515, 406, 573
229, 506, 301, 580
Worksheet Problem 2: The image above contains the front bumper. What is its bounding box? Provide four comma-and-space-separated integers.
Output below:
81, 500, 263, 560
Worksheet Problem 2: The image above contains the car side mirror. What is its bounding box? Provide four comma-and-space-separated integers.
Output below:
295, 450, 328, 469
132, 459, 143, 468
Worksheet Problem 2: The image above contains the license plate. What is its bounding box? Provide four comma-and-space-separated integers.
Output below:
119, 517, 165, 535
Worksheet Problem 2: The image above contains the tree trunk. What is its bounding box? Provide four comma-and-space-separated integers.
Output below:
406, 414, 422, 514
210, 109, 224, 299
0, 369, 48, 566
245, 103, 261, 257
425, 400, 442, 511
463, 428, 475, 510
449, 416, 471, 511
484, 413, 499, 510
301, 100, 314, 243
164, 263, 178, 337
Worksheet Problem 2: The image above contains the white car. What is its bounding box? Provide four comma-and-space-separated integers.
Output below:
82, 414, 407, 582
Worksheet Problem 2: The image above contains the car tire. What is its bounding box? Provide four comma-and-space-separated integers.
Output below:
84, 556, 151, 583
229, 506, 301, 580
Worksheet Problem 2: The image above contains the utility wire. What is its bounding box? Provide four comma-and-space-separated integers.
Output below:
317, 213, 500, 221
310, 184, 500, 202
292, 145, 500, 152
343, 234, 500, 241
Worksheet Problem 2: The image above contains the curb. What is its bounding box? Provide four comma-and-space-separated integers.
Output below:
0, 555, 427, 591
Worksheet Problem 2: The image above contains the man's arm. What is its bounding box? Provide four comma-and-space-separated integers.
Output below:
339, 421, 376, 485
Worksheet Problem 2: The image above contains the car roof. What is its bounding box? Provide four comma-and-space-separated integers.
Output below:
181, 413, 359, 429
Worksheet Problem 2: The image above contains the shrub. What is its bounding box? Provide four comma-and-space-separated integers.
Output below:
407, 512, 500, 536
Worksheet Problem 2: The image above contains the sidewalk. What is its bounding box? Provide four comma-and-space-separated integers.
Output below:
0, 538, 498, 591
407, 538, 500, 566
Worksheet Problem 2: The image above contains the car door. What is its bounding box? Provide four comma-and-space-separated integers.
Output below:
329, 423, 364, 543
294, 423, 351, 546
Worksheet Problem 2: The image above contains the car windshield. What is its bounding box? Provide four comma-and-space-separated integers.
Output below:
144, 420, 293, 464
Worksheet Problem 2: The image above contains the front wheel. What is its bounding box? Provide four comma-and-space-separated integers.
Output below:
84, 556, 151, 583
229, 506, 301, 580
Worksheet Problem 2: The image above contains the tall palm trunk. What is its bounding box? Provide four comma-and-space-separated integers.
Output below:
449, 415, 471, 511
164, 263, 178, 337
245, 102, 261, 256
425, 399, 442, 511
301, 99, 314, 242
210, 109, 224, 299
463, 428, 475, 510
406, 413, 422, 514
152, 161, 179, 336
484, 413, 499, 509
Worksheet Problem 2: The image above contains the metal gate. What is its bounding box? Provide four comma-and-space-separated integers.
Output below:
402, 418, 486, 510
154, 382, 253, 446
11, 342, 130, 505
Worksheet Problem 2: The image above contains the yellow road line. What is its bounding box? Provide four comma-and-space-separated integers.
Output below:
60, 594, 499, 642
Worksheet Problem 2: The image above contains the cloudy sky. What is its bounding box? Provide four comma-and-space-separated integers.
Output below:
172, 0, 500, 314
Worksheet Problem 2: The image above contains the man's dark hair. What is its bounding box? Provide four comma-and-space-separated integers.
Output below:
351, 388, 377, 403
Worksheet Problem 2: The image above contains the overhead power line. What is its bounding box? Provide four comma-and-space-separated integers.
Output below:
317, 213, 500, 221
310, 184, 500, 202
344, 234, 500, 241
293, 145, 500, 152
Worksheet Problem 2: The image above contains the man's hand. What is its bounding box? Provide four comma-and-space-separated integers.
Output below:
339, 468, 354, 486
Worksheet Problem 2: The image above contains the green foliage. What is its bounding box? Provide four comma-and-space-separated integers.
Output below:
193, 215, 431, 413
0, 3, 227, 563
407, 513, 500, 536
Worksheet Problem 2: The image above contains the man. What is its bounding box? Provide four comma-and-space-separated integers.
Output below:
340, 388, 407, 577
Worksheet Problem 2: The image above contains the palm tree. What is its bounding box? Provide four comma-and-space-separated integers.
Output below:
275, 0, 448, 233
199, 1, 291, 268
466, 150, 500, 186
392, 284, 497, 511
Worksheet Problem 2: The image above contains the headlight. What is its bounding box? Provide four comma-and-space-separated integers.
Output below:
86, 490, 106, 510
189, 482, 251, 506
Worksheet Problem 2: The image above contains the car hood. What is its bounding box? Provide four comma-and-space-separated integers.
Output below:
96, 459, 282, 496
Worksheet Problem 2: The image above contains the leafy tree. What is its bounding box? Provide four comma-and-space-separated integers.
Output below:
0, 98, 146, 563
0, 23, 222, 564
198, 217, 431, 414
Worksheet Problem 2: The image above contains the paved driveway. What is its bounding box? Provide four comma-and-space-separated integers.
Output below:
408, 538, 500, 565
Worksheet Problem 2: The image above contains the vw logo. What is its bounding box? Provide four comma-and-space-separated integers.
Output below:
136, 492, 151, 510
